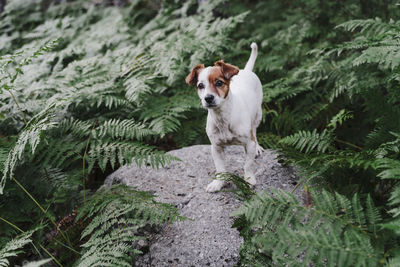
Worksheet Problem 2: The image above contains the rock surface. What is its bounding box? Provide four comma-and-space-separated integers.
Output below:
105, 145, 298, 267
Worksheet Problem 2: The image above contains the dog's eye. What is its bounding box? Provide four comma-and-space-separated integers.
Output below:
215, 80, 224, 87
198, 83, 205, 89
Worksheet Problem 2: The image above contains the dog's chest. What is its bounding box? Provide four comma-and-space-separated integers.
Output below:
207, 122, 247, 145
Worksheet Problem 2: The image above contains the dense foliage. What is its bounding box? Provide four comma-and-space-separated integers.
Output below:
1, 0, 400, 266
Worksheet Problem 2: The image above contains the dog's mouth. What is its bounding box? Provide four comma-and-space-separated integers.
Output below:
204, 103, 217, 108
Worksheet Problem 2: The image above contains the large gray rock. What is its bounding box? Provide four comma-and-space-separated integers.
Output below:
105, 145, 298, 267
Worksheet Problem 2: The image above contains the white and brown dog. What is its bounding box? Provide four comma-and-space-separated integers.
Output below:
186, 43, 264, 192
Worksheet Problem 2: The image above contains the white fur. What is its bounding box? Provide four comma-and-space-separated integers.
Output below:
197, 43, 264, 192
244, 42, 258, 71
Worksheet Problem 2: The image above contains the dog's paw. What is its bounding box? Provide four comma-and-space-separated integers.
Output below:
206, 180, 225, 193
244, 176, 257, 186
255, 144, 264, 157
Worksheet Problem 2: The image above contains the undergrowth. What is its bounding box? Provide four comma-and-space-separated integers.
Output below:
226, 1, 400, 266
0, 0, 245, 265
1, 0, 400, 266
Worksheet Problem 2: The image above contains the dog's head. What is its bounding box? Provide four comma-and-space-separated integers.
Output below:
185, 60, 239, 109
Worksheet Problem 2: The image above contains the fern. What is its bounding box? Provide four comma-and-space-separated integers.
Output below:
75, 184, 185, 266
0, 230, 34, 267
22, 259, 52, 267
86, 140, 178, 172
1, 102, 60, 193
336, 18, 399, 37
376, 158, 400, 180
280, 129, 333, 154
382, 186, 400, 236
0, 38, 60, 91
94, 119, 156, 141
2, 0, 400, 265
327, 109, 354, 130
233, 189, 383, 266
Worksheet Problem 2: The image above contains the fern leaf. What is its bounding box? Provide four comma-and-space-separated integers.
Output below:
336, 18, 398, 36
280, 129, 333, 154
0, 230, 34, 267
23, 259, 52, 267
234, 189, 383, 266
385, 256, 400, 267
75, 185, 184, 266
328, 109, 354, 130
376, 158, 400, 180
86, 140, 177, 172
94, 119, 155, 141
0, 102, 60, 193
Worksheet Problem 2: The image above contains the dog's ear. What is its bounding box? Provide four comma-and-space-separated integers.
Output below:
214, 60, 239, 80
186, 64, 205, 86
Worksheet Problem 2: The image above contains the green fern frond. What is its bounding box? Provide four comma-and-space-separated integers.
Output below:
214, 172, 255, 200
86, 140, 178, 172
94, 119, 155, 141
328, 109, 354, 130
1, 102, 60, 193
380, 186, 400, 255
386, 186, 400, 233
57, 118, 92, 138
385, 256, 400, 267
280, 129, 333, 154
0, 141, 14, 175
234, 189, 383, 266
32, 138, 85, 169
0, 38, 60, 89
257, 132, 282, 150
0, 230, 34, 267
353, 46, 400, 70
124, 75, 157, 103
336, 18, 399, 36
376, 158, 400, 180
149, 114, 183, 137
263, 78, 312, 103
22, 259, 52, 267
75, 184, 184, 266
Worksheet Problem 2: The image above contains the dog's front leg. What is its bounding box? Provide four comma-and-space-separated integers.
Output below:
244, 141, 257, 186
206, 144, 226, 192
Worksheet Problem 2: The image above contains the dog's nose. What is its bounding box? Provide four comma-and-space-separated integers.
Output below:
204, 94, 214, 104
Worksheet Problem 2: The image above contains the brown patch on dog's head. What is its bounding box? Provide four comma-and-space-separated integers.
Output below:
208, 60, 239, 98
214, 60, 239, 80
208, 66, 229, 98
185, 64, 205, 86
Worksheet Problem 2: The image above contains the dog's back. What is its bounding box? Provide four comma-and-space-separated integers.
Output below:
230, 70, 262, 108
229, 45, 263, 124
230, 42, 262, 109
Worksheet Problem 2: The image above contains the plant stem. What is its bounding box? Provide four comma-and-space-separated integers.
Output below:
39, 244, 63, 267
335, 138, 363, 151
52, 238, 81, 255
0, 216, 44, 258
0, 216, 63, 267
291, 180, 303, 193
0, 216, 24, 233
263, 103, 272, 112
11, 176, 70, 245
8, 90, 27, 125
82, 123, 96, 205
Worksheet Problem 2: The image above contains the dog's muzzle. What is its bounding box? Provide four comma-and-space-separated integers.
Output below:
204, 94, 214, 104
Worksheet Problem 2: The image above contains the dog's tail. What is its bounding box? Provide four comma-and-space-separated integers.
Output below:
244, 42, 258, 72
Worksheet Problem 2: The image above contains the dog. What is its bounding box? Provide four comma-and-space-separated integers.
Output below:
185, 43, 264, 192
